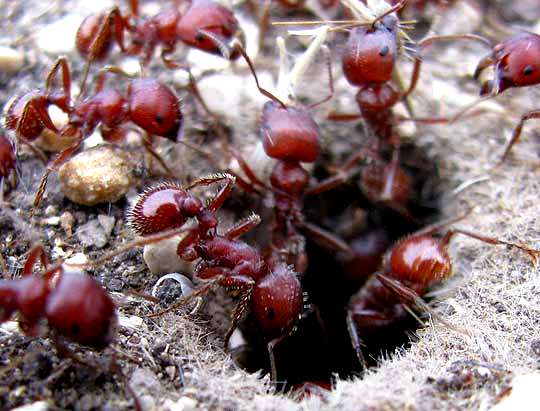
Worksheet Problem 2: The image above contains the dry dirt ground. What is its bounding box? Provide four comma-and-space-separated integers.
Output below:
2, 0, 540, 410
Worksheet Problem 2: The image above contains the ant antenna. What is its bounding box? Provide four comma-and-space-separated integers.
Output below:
232, 41, 288, 109
370, 0, 407, 29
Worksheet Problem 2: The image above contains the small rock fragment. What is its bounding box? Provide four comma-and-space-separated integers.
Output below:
60, 211, 75, 235
36, 15, 82, 54
75, 218, 111, 248
58, 145, 135, 206
0, 46, 24, 73
143, 235, 194, 275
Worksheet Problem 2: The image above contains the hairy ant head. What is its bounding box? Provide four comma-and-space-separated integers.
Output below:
127, 79, 183, 141
250, 263, 303, 333
45, 271, 117, 349
260, 102, 321, 162
128, 183, 202, 236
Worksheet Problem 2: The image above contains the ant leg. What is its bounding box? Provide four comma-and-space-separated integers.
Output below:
185, 172, 237, 212
224, 214, 261, 240
497, 110, 540, 167
142, 133, 174, 176
149, 274, 226, 318
22, 244, 50, 275
474, 53, 495, 80
45, 57, 71, 111
403, 34, 492, 100
296, 220, 350, 253
267, 333, 287, 382
375, 274, 470, 335
33, 140, 83, 209
440, 228, 540, 266
346, 311, 367, 370
227, 145, 270, 193
223, 283, 255, 350
78, 7, 126, 98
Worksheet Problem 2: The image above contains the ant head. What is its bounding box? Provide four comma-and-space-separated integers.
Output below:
176, 0, 240, 58
45, 271, 117, 349
127, 79, 183, 141
489, 32, 540, 94
5, 92, 47, 141
150, 9, 183, 47
355, 83, 400, 115
76, 12, 114, 61
128, 183, 202, 236
342, 24, 397, 86
0, 134, 16, 179
387, 235, 452, 289
250, 263, 303, 333
260, 102, 321, 163
270, 161, 310, 195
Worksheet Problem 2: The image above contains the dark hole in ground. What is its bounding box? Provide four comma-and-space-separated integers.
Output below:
229, 140, 442, 393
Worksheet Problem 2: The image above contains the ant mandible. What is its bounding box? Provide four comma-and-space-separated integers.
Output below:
79, 173, 304, 381
346, 212, 540, 368
472, 31, 540, 165
5, 57, 183, 208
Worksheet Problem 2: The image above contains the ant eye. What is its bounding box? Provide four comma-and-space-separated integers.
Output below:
266, 308, 276, 321
71, 323, 81, 335
379, 46, 390, 57
155, 115, 163, 124
524, 65, 534, 76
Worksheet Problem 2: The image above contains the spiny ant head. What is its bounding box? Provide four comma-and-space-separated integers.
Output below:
250, 263, 303, 333
260, 102, 321, 163
5, 92, 46, 141
128, 183, 201, 236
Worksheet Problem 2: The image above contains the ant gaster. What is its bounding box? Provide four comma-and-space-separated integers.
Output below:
5, 57, 183, 207
347, 213, 540, 368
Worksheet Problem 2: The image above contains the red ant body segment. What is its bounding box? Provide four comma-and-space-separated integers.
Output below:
5, 57, 183, 207
347, 217, 540, 368
120, 173, 304, 381
473, 31, 540, 164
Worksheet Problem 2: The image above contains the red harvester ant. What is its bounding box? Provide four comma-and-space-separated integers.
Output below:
0, 244, 141, 409
5, 56, 183, 207
221, 37, 352, 273
0, 133, 17, 194
76, 0, 243, 89
472, 31, 540, 165
78, 173, 305, 381
347, 212, 540, 368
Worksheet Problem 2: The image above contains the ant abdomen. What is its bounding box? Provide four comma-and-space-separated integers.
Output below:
45, 271, 116, 349
260, 102, 321, 163
250, 263, 302, 333
388, 235, 452, 289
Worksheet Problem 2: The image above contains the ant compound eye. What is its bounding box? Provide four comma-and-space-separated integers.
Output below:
524, 65, 534, 76
379, 45, 390, 57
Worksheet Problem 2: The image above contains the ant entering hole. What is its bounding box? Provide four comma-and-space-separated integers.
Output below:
227, 140, 442, 392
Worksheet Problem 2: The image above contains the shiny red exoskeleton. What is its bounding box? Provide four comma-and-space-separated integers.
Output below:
0, 245, 116, 349
474, 31, 540, 164
76, 0, 242, 77
123, 173, 303, 381
0, 133, 16, 190
347, 219, 540, 367
5, 57, 182, 207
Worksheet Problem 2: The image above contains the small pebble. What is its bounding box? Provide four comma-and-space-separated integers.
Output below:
58, 145, 135, 206
0, 46, 24, 73
143, 235, 194, 275
60, 211, 75, 235
36, 15, 83, 54
75, 218, 111, 248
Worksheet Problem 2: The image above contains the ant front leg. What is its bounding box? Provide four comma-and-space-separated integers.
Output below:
497, 109, 540, 167
224, 214, 262, 240
185, 172, 236, 212
45, 57, 72, 111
